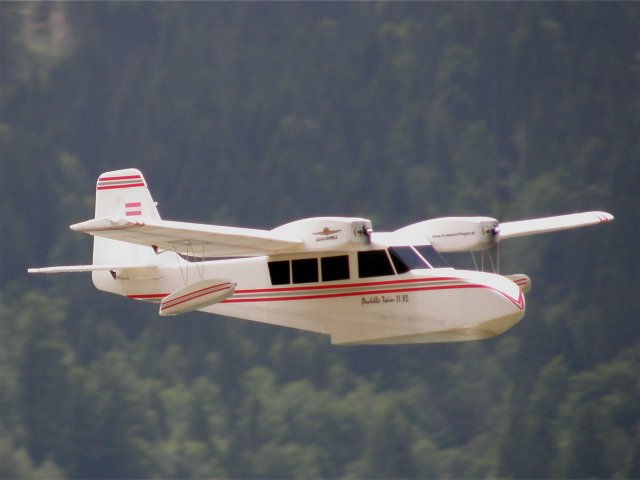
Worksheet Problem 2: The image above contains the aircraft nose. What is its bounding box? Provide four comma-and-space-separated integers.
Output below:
462, 270, 525, 312
459, 271, 526, 339
487, 281, 526, 336
469, 292, 524, 340
500, 284, 526, 312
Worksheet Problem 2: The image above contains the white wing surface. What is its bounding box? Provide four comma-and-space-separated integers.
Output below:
498, 211, 614, 240
28, 264, 153, 274
70, 217, 304, 257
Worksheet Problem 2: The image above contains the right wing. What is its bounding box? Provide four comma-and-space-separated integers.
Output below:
70, 217, 304, 257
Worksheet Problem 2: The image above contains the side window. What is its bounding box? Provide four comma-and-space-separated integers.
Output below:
292, 258, 319, 284
358, 250, 395, 278
321, 255, 350, 282
268, 260, 290, 285
269, 256, 352, 285
388, 246, 429, 273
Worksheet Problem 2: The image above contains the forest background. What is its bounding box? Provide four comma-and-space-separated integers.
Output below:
1, 2, 639, 478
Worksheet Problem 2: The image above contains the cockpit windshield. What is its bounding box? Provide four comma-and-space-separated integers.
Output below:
388, 246, 430, 273
414, 245, 449, 268
387, 245, 450, 272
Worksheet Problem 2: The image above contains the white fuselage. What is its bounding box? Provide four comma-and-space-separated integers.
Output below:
92, 249, 525, 345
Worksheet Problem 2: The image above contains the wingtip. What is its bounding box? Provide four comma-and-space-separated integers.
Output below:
596, 211, 614, 222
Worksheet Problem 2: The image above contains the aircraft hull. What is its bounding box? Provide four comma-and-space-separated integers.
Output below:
93, 255, 525, 345
209, 271, 524, 344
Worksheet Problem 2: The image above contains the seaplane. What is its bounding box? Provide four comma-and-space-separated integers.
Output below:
29, 168, 614, 344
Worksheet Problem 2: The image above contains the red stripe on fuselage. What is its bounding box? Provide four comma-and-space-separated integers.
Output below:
128, 293, 166, 301
497, 289, 525, 310
224, 283, 480, 303
234, 277, 460, 295
127, 277, 524, 311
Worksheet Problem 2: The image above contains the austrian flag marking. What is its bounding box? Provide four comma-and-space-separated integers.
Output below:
125, 202, 142, 217
97, 174, 145, 190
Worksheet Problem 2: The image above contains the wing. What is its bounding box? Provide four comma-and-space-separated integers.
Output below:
70, 217, 304, 257
28, 264, 153, 274
498, 211, 614, 240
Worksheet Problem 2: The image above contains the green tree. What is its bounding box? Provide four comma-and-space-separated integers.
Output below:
15, 293, 72, 468
347, 402, 416, 479
556, 356, 640, 478
67, 351, 152, 478
524, 356, 569, 477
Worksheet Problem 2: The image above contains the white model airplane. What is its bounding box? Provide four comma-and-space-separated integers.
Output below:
29, 168, 613, 344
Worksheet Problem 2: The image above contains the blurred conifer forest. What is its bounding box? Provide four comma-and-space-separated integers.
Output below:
1, 2, 639, 478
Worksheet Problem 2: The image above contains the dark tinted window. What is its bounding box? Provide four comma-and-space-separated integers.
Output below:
321, 255, 350, 282
389, 247, 430, 273
358, 250, 395, 278
268, 260, 290, 285
415, 245, 449, 268
292, 258, 319, 284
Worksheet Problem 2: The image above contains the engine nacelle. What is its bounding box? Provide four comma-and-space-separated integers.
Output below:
272, 217, 372, 251
396, 217, 499, 252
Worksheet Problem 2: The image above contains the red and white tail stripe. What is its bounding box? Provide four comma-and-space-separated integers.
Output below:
125, 202, 142, 217
97, 174, 145, 191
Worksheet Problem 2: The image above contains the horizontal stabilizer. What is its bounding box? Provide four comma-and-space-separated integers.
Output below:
28, 264, 155, 274
498, 211, 613, 240
159, 279, 235, 316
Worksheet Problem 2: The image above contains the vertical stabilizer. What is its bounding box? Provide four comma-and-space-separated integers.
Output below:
95, 168, 160, 219
92, 168, 161, 267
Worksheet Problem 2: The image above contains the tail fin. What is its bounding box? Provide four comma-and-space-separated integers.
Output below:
95, 168, 160, 219
93, 168, 161, 266
29, 168, 171, 298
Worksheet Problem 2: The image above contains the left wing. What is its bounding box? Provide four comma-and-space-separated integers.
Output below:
70, 217, 304, 257
498, 211, 614, 240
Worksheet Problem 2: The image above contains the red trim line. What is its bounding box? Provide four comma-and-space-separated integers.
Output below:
99, 175, 143, 182
127, 278, 525, 311
498, 290, 525, 310
160, 283, 232, 311
97, 183, 145, 190
128, 293, 167, 300
235, 276, 460, 295
224, 283, 480, 303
